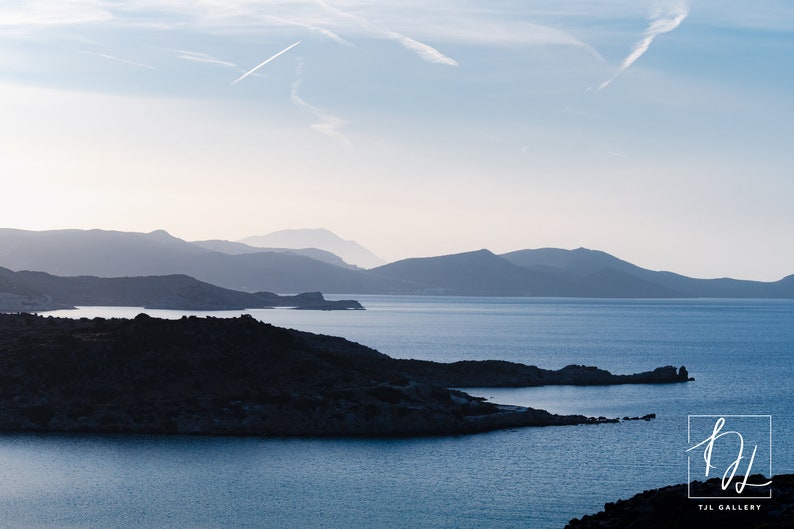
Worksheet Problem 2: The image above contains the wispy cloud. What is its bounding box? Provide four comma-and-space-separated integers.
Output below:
170, 49, 237, 68
231, 40, 302, 85
598, 0, 689, 90
317, 0, 458, 66
93, 53, 157, 70
0, 1, 620, 66
384, 31, 459, 66
264, 14, 353, 47
359, 3, 604, 58
290, 58, 350, 145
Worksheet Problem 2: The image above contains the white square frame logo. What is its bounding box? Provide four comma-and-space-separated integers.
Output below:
687, 414, 772, 500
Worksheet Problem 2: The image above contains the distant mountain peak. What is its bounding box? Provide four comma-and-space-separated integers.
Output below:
239, 228, 385, 269
276, 227, 338, 237
144, 229, 183, 243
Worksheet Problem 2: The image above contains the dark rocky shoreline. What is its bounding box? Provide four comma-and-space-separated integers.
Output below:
397, 359, 691, 387
565, 474, 793, 529
0, 313, 689, 437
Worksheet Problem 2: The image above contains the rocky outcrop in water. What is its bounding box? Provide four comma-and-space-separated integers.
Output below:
565, 474, 793, 529
0, 313, 682, 437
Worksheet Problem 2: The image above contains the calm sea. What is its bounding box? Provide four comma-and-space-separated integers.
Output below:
2, 297, 792, 528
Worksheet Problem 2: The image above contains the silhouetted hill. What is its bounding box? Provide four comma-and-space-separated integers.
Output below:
0, 228, 203, 277
570, 268, 682, 298
501, 247, 794, 298
502, 247, 642, 277
0, 267, 362, 311
369, 249, 794, 298
240, 228, 385, 269
369, 249, 572, 296
0, 313, 682, 436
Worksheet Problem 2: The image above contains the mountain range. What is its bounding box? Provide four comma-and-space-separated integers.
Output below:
0, 228, 792, 298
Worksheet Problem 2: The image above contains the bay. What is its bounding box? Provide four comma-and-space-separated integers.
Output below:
3, 297, 792, 528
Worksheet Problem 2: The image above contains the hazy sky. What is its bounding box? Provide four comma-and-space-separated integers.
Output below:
1, 0, 792, 280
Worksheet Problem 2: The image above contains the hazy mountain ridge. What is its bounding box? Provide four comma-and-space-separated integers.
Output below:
0, 228, 204, 277
0, 228, 416, 294
240, 228, 385, 269
368, 249, 572, 296
501, 247, 794, 298
0, 228, 792, 298
191, 239, 358, 269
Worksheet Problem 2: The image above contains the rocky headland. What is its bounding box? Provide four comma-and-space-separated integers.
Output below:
565, 474, 793, 529
0, 267, 362, 311
397, 359, 691, 387
0, 313, 690, 437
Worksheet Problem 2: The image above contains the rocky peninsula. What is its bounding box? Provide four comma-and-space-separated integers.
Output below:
0, 267, 362, 311
397, 359, 691, 387
0, 313, 689, 437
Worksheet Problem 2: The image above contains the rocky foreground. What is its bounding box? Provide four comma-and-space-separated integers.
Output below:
0, 313, 688, 437
566, 474, 793, 529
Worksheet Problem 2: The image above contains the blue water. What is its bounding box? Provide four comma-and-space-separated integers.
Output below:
3, 297, 792, 528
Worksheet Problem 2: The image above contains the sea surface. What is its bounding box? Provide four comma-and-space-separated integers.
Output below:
2, 297, 792, 528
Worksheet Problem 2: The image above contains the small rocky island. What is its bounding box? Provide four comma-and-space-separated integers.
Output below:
0, 313, 690, 437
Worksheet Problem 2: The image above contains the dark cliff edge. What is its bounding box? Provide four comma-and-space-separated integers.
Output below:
565, 474, 793, 529
0, 313, 689, 437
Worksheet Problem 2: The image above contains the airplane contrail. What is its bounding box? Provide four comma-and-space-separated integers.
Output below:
598, 1, 688, 90
231, 40, 302, 85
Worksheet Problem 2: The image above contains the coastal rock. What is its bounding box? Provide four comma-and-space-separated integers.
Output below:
0, 292, 74, 312
565, 474, 793, 529
0, 313, 669, 437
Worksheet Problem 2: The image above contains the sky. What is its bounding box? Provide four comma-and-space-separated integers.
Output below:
1, 0, 792, 280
